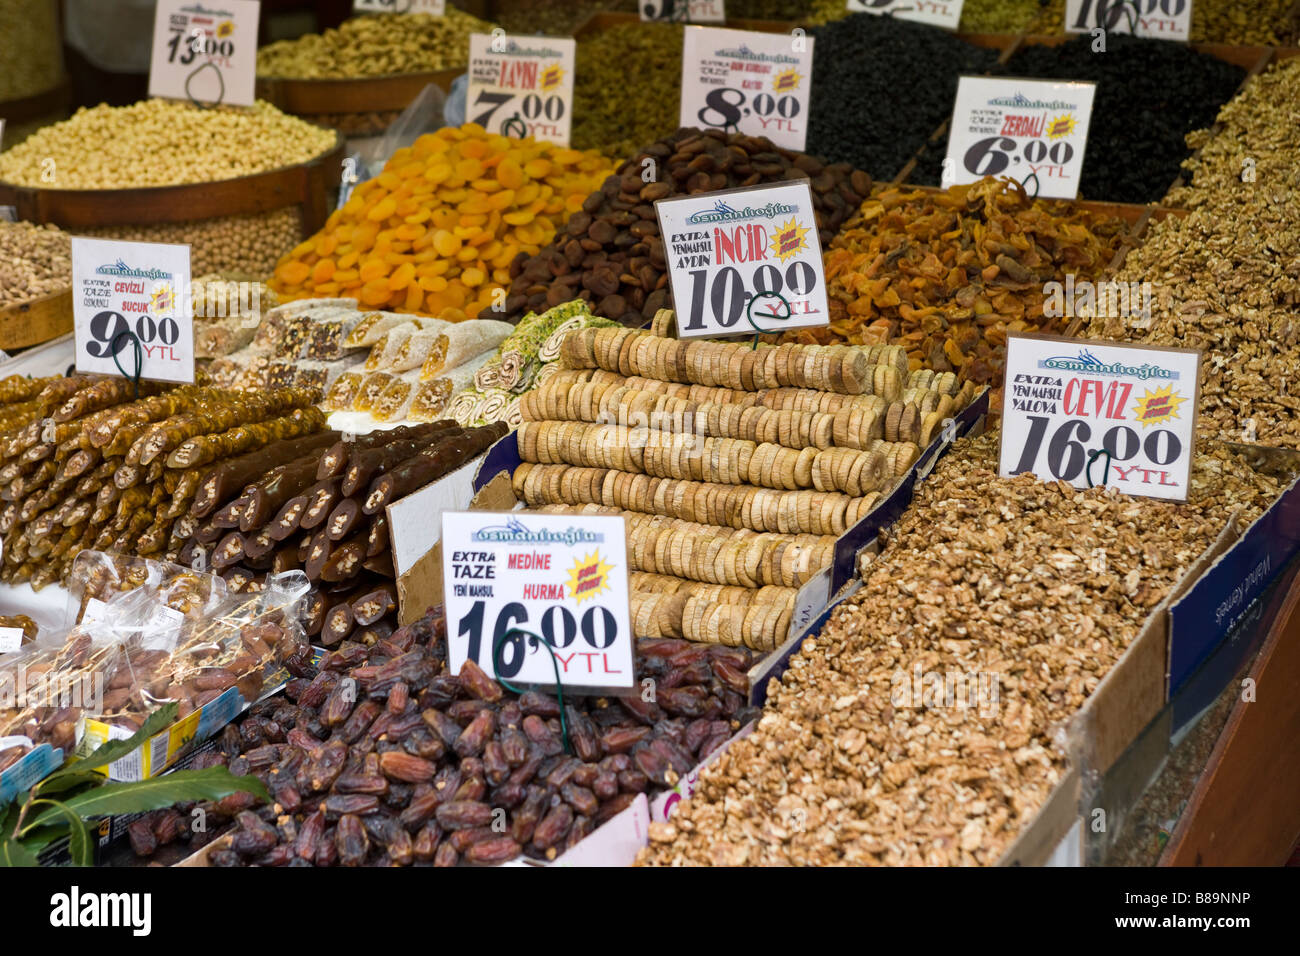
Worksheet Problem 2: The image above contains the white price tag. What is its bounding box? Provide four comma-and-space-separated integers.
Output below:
71, 237, 195, 385
845, 0, 965, 31
944, 76, 1096, 200
999, 333, 1200, 501
467, 33, 576, 147
441, 512, 634, 690
655, 181, 829, 339
679, 26, 814, 152
0, 628, 24, 655
354, 0, 445, 13
641, 0, 725, 22
148, 0, 260, 107
1065, 0, 1191, 42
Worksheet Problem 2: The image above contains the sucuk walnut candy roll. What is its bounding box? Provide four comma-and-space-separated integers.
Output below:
299, 478, 342, 531
268, 494, 309, 541
362, 422, 507, 515
340, 422, 465, 496
240, 451, 336, 532
191, 429, 340, 518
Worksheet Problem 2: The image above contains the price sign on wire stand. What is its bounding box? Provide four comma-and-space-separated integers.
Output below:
999, 333, 1200, 501
442, 512, 635, 691
70, 237, 194, 384
944, 75, 1096, 200
467, 33, 576, 146
656, 181, 829, 339
1065, 0, 1191, 42
642, 0, 725, 22
148, 0, 260, 107
846, 0, 966, 31
354, 0, 446, 13
679, 26, 814, 152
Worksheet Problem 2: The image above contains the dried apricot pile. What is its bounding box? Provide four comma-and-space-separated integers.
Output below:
269, 124, 613, 320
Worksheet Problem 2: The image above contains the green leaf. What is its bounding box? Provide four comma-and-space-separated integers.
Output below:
31, 770, 105, 799
12, 825, 64, 857
0, 836, 39, 867
48, 702, 181, 780
28, 799, 91, 866
21, 767, 267, 835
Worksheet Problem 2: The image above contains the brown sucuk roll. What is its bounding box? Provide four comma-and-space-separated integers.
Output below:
300, 479, 342, 530
366, 513, 389, 557
320, 533, 367, 583
221, 566, 257, 593
325, 496, 362, 541
351, 582, 397, 626
321, 590, 360, 646
211, 496, 246, 530
271, 545, 300, 575
192, 430, 340, 518
302, 589, 327, 637
212, 531, 246, 570
269, 494, 308, 541
340, 426, 462, 497
240, 452, 331, 532
317, 420, 458, 481
241, 526, 277, 563
362, 551, 394, 578
303, 528, 332, 580
363, 423, 506, 515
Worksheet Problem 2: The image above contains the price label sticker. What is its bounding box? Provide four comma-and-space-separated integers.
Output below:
148, 0, 260, 107
441, 512, 634, 690
845, 0, 965, 31
944, 75, 1096, 200
70, 237, 194, 384
1065, 0, 1191, 41
0, 628, 23, 655
655, 181, 829, 339
679, 26, 814, 152
641, 0, 725, 21
999, 333, 1200, 501
467, 32, 576, 146
354, 0, 445, 13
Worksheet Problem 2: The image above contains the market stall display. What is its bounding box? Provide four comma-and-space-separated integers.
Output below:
0, 100, 342, 275
0, 379, 326, 589
1026, 0, 1299, 45
255, 10, 494, 136
783, 178, 1128, 408
268, 124, 613, 320
635, 431, 1284, 866
488, 127, 870, 327
0, 220, 72, 349
159, 608, 759, 867
806, 14, 1004, 181
1089, 56, 1300, 449
572, 22, 684, 158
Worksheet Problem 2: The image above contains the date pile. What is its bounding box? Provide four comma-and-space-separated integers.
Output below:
785, 178, 1128, 409
637, 433, 1281, 866
511, 320, 977, 650
0, 377, 324, 589
178, 420, 506, 646
486, 128, 870, 328
132, 611, 759, 866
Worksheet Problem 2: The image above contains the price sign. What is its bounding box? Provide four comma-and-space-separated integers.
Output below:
655, 181, 829, 339
1065, 0, 1191, 41
467, 33, 576, 146
148, 0, 260, 107
441, 512, 634, 690
679, 26, 813, 152
845, 0, 965, 31
641, 0, 725, 21
353, 0, 445, 13
70, 238, 194, 384
944, 75, 1095, 200
1000, 334, 1200, 501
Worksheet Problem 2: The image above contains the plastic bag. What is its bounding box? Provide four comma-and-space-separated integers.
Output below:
356, 82, 449, 173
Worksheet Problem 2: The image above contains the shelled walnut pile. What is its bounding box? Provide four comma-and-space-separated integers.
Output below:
0, 378, 324, 589
512, 320, 978, 651
786, 178, 1128, 410
637, 432, 1281, 866
1090, 58, 1300, 448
